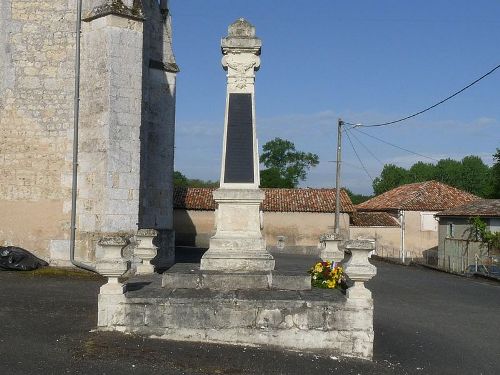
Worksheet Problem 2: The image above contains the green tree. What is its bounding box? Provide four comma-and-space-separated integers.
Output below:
434, 158, 462, 187
173, 171, 189, 187
344, 188, 373, 205
173, 171, 219, 188
372, 164, 408, 195
488, 148, 500, 198
260, 137, 319, 188
408, 161, 436, 182
459, 155, 490, 196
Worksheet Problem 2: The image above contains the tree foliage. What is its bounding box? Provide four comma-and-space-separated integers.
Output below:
372, 164, 408, 195
173, 171, 219, 188
467, 216, 500, 251
344, 188, 373, 205
489, 148, 500, 199
372, 152, 498, 197
259, 138, 319, 188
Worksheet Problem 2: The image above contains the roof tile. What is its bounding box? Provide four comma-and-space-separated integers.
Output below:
436, 199, 500, 217
356, 181, 479, 212
173, 187, 355, 213
350, 212, 400, 227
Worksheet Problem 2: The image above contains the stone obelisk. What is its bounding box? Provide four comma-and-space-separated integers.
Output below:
200, 19, 275, 272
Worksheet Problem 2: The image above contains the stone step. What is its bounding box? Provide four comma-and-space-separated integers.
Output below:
161, 263, 311, 291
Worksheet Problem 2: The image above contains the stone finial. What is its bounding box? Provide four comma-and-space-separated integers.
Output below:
96, 236, 128, 295
134, 229, 158, 275
319, 233, 344, 262
343, 240, 377, 300
228, 18, 256, 38
221, 19, 261, 92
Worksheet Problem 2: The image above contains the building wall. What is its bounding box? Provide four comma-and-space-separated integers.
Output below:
0, 0, 76, 259
403, 210, 439, 259
174, 209, 350, 252
0, 0, 176, 265
350, 227, 400, 258
437, 217, 494, 271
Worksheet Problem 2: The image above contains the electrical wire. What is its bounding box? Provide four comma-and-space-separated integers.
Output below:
351, 127, 440, 162
344, 63, 500, 128
345, 127, 385, 165
344, 128, 374, 182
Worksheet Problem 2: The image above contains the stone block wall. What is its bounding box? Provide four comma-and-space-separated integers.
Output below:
99, 289, 374, 359
0, 0, 76, 259
0, 0, 177, 265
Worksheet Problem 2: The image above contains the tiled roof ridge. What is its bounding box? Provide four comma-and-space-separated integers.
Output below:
400, 180, 438, 209
173, 186, 355, 213
356, 180, 479, 211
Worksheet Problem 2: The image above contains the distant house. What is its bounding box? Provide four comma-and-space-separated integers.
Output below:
356, 181, 478, 261
173, 187, 355, 254
435, 199, 500, 271
350, 212, 401, 258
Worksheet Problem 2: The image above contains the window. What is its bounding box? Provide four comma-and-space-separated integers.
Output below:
447, 223, 455, 237
421, 212, 438, 232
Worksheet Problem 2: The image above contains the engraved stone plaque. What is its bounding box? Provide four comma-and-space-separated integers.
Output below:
224, 93, 254, 183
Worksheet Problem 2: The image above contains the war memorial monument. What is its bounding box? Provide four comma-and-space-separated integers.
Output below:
96, 18, 377, 360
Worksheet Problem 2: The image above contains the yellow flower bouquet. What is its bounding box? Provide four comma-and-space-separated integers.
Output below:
308, 261, 344, 289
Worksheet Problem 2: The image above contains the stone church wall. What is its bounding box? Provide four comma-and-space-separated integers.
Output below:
0, 0, 177, 266
0, 0, 76, 260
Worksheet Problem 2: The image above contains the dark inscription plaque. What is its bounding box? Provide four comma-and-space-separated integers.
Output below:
224, 93, 254, 183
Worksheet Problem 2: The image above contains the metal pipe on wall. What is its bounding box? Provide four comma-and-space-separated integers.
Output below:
70, 0, 96, 273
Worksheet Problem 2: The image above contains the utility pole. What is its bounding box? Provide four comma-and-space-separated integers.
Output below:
334, 118, 343, 236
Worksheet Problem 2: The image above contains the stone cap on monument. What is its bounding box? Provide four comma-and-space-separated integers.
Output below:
222, 18, 262, 52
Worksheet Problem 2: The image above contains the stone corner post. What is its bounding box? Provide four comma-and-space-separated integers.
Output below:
96, 236, 128, 295
343, 240, 377, 301
134, 229, 158, 275
319, 233, 344, 262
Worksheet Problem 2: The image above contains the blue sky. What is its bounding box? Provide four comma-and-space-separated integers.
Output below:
169, 0, 500, 195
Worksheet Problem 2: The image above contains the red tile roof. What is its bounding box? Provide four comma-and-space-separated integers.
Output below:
356, 181, 479, 212
350, 212, 400, 227
173, 187, 355, 213
436, 199, 500, 217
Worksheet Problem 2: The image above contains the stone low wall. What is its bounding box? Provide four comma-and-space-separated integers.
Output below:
174, 209, 350, 253
98, 277, 374, 359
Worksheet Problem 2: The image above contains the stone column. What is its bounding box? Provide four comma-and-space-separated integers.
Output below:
343, 240, 377, 300
200, 19, 274, 272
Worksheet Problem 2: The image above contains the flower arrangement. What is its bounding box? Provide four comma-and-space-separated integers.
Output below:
308, 261, 344, 289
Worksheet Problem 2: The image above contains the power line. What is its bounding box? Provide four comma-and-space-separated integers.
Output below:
345, 127, 385, 165
344, 63, 500, 128
351, 127, 440, 162
344, 128, 374, 182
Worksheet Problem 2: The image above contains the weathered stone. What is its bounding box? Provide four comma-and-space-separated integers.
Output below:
0, 1, 176, 266
343, 240, 377, 300
99, 279, 375, 359
134, 229, 158, 274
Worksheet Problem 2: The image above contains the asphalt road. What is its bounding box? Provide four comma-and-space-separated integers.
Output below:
0, 253, 499, 374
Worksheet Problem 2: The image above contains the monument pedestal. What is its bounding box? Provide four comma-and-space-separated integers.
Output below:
200, 188, 275, 272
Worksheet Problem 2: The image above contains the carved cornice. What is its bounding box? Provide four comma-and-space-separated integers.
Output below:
83, 0, 145, 22
149, 59, 180, 73
221, 19, 261, 91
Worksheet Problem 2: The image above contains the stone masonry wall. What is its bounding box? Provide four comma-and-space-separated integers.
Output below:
0, 0, 76, 260
0, 0, 177, 265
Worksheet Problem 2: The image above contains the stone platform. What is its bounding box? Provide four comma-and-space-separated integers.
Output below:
98, 274, 374, 359
162, 263, 311, 291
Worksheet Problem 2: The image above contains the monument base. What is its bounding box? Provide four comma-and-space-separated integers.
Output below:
200, 188, 275, 272
97, 275, 374, 360
162, 263, 310, 290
